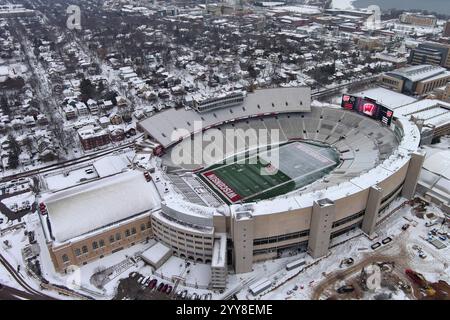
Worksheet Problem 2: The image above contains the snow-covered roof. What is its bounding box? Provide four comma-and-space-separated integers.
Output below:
393, 99, 450, 129
93, 154, 130, 177
353, 87, 417, 110
211, 233, 227, 268
140, 242, 172, 267
419, 149, 450, 204
423, 150, 450, 180
45, 170, 160, 242
389, 65, 446, 82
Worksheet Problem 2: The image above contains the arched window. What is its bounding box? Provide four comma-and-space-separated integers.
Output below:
125, 229, 131, 237
92, 241, 98, 250
140, 224, 145, 231
62, 254, 69, 263
99, 240, 105, 247
131, 227, 137, 235
116, 233, 121, 241
82, 245, 88, 254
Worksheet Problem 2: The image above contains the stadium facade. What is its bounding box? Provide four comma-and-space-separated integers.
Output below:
43, 87, 423, 288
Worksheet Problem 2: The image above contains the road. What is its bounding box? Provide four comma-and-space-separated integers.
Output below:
0, 254, 55, 300
311, 76, 378, 99
0, 283, 48, 300
0, 138, 138, 183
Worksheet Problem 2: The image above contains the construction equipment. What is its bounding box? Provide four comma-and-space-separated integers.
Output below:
339, 258, 354, 268
405, 269, 436, 296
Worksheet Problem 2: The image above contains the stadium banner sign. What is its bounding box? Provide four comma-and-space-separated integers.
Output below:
341, 94, 394, 126
203, 171, 242, 202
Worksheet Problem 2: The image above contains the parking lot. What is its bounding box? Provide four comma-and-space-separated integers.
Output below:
113, 272, 212, 300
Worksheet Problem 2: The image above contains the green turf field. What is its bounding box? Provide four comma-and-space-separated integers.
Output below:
197, 141, 339, 204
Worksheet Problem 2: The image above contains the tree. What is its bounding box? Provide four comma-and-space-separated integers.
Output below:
7, 134, 21, 169
1, 96, 10, 115
79, 78, 96, 100
8, 152, 19, 169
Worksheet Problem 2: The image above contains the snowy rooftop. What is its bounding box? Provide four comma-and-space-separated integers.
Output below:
93, 154, 131, 177
353, 87, 417, 110
45, 170, 161, 242
162, 197, 216, 228
389, 65, 447, 82
273, 5, 322, 15
393, 99, 450, 129
211, 233, 227, 268
140, 242, 171, 267
423, 150, 450, 180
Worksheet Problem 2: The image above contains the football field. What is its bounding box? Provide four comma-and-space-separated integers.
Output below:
197, 141, 340, 204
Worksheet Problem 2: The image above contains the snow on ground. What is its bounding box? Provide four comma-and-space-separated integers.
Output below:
0, 214, 72, 300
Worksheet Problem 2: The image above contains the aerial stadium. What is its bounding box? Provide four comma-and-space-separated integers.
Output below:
44, 87, 423, 290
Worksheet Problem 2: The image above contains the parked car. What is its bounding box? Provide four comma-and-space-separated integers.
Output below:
162, 284, 169, 293
144, 277, 153, 287
166, 285, 173, 294
148, 279, 157, 290
157, 283, 165, 291
402, 224, 410, 231
181, 290, 188, 299
418, 251, 427, 259
371, 242, 381, 250
39, 202, 47, 214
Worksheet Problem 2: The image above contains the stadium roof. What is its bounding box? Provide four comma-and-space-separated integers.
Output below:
389, 65, 446, 82
138, 87, 311, 148
45, 170, 160, 243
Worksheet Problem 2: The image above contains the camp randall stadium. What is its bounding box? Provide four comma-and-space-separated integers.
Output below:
45, 87, 425, 289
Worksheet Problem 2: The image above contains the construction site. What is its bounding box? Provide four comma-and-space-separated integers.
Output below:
312, 198, 450, 300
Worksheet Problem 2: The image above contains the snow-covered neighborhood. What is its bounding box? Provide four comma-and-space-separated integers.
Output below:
0, 0, 450, 304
